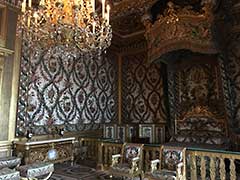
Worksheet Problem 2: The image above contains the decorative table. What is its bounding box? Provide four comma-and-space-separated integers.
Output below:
14, 137, 75, 165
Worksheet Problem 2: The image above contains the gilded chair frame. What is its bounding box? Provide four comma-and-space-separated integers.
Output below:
109, 143, 144, 179
149, 145, 186, 180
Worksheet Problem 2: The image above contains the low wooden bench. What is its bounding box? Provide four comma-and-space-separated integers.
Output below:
17, 162, 54, 180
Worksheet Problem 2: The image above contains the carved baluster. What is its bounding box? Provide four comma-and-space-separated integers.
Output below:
219, 158, 226, 180
88, 141, 91, 159
200, 156, 206, 180
94, 141, 98, 160
88, 141, 91, 158
145, 149, 150, 171
109, 146, 113, 166
230, 159, 236, 180
210, 157, 216, 180
97, 142, 104, 170
190, 154, 197, 180
85, 141, 89, 158
152, 149, 157, 161
91, 141, 94, 158
104, 145, 108, 166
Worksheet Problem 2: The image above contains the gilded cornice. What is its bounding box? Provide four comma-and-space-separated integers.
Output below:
110, 31, 147, 55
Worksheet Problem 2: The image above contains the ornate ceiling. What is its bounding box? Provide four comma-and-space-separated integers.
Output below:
109, 0, 157, 37
32, 0, 221, 53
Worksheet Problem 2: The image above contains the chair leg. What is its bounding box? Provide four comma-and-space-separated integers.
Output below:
140, 171, 144, 180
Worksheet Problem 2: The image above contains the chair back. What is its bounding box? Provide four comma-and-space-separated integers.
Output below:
121, 143, 143, 164
160, 146, 186, 171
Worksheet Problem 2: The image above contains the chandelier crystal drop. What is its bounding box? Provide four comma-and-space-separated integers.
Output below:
17, 0, 112, 54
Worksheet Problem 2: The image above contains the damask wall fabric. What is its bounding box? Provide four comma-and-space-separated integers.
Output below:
122, 53, 167, 124
16, 44, 118, 136
224, 36, 240, 133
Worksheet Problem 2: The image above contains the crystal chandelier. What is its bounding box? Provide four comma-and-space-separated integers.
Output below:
18, 0, 112, 54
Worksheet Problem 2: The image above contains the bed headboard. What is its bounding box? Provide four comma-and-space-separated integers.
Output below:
176, 106, 227, 138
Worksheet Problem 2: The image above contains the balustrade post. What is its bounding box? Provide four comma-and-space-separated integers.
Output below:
200, 156, 206, 180
220, 158, 226, 180
104, 145, 108, 168
97, 142, 104, 170
230, 159, 236, 180
190, 154, 197, 180
145, 149, 150, 172
210, 157, 216, 180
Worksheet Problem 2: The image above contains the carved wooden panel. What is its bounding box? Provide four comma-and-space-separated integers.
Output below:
14, 138, 75, 164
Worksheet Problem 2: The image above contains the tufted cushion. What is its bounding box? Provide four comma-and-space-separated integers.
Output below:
161, 148, 183, 171
17, 162, 54, 178
111, 163, 130, 173
0, 167, 20, 180
0, 156, 21, 169
152, 170, 176, 180
123, 144, 141, 164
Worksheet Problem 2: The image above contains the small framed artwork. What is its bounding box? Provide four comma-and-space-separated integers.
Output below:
103, 124, 116, 139
117, 126, 126, 142
155, 125, 165, 144
126, 124, 138, 142
139, 124, 155, 143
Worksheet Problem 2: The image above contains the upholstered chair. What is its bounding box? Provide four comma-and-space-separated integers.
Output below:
109, 143, 144, 179
148, 146, 186, 180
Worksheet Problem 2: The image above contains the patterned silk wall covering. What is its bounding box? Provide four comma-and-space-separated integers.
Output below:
16, 44, 118, 136
122, 53, 167, 124
168, 55, 227, 137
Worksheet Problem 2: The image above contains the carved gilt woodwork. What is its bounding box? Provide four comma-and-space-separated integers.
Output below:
14, 137, 75, 165
143, 2, 218, 63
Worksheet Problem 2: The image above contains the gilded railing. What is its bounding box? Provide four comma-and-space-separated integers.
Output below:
143, 144, 161, 172
76, 138, 240, 179
97, 141, 161, 171
78, 137, 101, 161
100, 142, 122, 169
187, 148, 240, 180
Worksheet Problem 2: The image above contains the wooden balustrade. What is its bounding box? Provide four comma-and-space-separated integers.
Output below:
187, 148, 240, 180
78, 137, 101, 161
77, 138, 240, 179
143, 144, 161, 172
101, 142, 122, 169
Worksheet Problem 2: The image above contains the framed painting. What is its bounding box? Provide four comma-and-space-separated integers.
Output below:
139, 124, 155, 143
126, 124, 138, 142
103, 124, 116, 139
